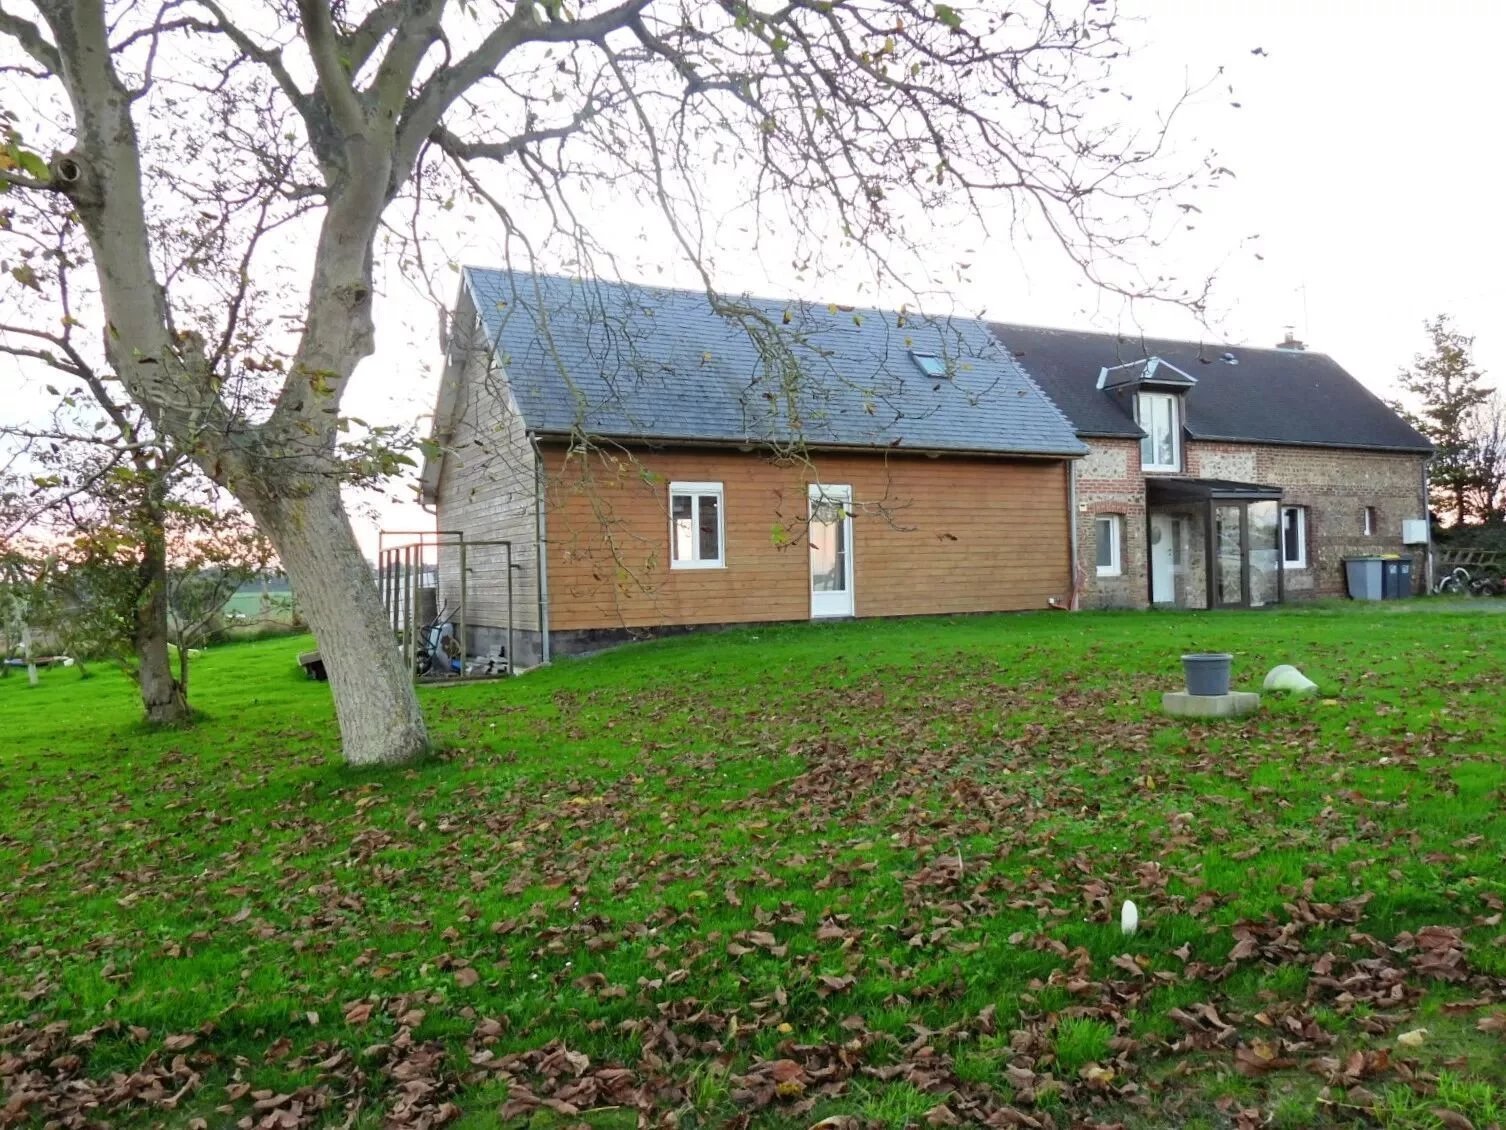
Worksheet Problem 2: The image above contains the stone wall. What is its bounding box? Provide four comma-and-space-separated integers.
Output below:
1187, 443, 1428, 600
1072, 438, 1428, 608
1072, 438, 1145, 608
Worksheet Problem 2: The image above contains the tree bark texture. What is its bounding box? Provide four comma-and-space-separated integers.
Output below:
246, 475, 428, 767
134, 514, 188, 725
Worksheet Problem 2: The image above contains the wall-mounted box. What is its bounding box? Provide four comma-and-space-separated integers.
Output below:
1402, 519, 1429, 545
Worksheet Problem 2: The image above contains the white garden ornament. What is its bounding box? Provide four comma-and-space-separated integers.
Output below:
1121, 900, 1139, 937
1263, 664, 1318, 695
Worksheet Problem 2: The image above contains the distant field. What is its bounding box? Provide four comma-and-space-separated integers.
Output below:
220, 589, 298, 626
3, 604, 1505, 1128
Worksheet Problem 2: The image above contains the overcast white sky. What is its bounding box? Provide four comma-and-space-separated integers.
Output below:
6, 2, 1502, 554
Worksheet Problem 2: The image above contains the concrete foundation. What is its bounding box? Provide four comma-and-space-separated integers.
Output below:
465, 625, 544, 670
1162, 690, 1261, 719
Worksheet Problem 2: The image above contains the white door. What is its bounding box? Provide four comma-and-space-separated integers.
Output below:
1150, 514, 1178, 604
809, 484, 855, 618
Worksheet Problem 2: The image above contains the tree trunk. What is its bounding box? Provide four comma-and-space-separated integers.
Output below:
135, 514, 189, 725
251, 475, 427, 767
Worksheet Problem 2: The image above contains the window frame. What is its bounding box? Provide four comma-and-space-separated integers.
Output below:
909, 350, 948, 379
668, 481, 726, 570
1136, 390, 1182, 473
1281, 505, 1308, 568
1363, 506, 1377, 537
1094, 514, 1124, 577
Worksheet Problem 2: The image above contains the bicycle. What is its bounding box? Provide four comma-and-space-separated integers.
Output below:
1434, 566, 1471, 595
414, 605, 463, 677
1434, 566, 1505, 596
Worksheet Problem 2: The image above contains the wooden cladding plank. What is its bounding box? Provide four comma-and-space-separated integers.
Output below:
541, 446, 1071, 631
433, 349, 542, 632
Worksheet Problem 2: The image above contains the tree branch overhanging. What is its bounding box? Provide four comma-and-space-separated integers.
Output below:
0, 4, 60, 72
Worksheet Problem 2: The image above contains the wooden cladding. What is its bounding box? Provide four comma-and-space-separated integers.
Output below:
542, 445, 1071, 631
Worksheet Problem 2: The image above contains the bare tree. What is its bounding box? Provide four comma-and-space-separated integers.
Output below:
1466, 391, 1506, 526
0, 1, 1217, 765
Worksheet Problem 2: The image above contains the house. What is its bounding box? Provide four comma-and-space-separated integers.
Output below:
987, 325, 1434, 609
419, 269, 1087, 665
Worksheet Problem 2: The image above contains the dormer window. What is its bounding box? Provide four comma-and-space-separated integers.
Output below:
1137, 390, 1181, 472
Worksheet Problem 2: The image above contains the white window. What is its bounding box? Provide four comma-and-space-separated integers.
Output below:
669, 482, 724, 568
1095, 514, 1123, 577
1281, 506, 1307, 567
1363, 506, 1377, 536
1137, 392, 1181, 472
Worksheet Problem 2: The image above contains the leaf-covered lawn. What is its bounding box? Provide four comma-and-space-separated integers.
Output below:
3, 605, 1505, 1129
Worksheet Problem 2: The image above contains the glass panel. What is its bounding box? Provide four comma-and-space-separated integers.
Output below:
1095, 518, 1113, 569
1139, 394, 1178, 468
1155, 398, 1175, 467
698, 494, 720, 561
1283, 507, 1303, 563
671, 494, 693, 562
912, 352, 947, 379
1248, 501, 1280, 607
1215, 504, 1245, 605
810, 498, 847, 592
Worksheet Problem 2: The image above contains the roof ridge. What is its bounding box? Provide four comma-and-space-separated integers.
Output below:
988, 320, 1336, 360
462, 265, 982, 331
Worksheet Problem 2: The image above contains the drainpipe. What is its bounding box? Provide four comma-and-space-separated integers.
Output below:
1421, 457, 1434, 595
530, 433, 551, 665
1067, 460, 1081, 610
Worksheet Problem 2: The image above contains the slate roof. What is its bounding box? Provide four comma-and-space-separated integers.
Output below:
458, 268, 1086, 457
988, 323, 1433, 454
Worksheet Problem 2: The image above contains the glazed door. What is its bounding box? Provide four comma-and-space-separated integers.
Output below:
1214, 505, 1246, 606
1150, 514, 1178, 604
809, 484, 854, 618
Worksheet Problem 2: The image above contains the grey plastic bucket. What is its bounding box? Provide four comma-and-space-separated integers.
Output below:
1182, 652, 1233, 696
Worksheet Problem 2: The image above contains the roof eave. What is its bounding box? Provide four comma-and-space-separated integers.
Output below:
1185, 431, 1434, 456
530, 430, 1087, 460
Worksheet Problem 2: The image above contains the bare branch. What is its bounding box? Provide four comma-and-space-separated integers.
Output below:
297, 0, 367, 139
191, 1, 311, 137
369, 1, 444, 124
0, 167, 55, 192
341, 1, 408, 76
394, 0, 650, 170
0, 4, 60, 72
429, 108, 599, 166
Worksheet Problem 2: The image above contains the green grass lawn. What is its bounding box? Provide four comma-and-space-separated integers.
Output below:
3, 604, 1505, 1128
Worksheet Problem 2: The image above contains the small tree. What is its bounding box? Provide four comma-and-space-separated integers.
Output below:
1, 199, 194, 720
0, 542, 41, 680
1395, 316, 1493, 526
3, 443, 274, 711
163, 500, 276, 700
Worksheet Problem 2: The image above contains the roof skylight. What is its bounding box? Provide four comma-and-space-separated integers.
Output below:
910, 351, 949, 379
